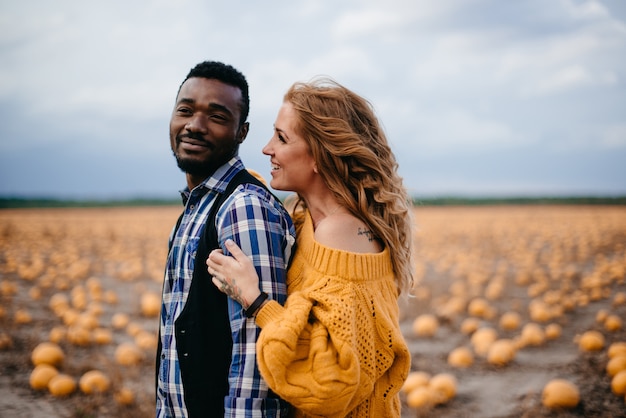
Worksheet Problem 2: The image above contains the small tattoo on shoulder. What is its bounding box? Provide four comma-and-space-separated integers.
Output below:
357, 227, 375, 242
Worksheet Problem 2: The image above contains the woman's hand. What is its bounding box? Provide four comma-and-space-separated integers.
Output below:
207, 239, 261, 309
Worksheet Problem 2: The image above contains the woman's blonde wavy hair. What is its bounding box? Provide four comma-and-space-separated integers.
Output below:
284, 77, 414, 296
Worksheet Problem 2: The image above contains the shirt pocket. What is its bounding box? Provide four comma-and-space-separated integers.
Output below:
185, 236, 200, 271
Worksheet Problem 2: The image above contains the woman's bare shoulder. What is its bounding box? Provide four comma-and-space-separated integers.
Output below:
314, 213, 382, 253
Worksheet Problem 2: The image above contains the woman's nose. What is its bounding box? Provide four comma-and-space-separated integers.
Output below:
262, 140, 272, 155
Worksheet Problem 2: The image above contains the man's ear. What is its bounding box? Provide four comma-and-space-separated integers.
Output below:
237, 122, 249, 144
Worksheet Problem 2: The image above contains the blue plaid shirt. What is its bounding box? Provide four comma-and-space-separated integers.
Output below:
157, 157, 295, 418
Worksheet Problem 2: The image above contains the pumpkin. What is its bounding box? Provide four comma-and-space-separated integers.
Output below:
468, 298, 493, 319
544, 323, 562, 340
577, 330, 605, 352
428, 373, 457, 404
608, 342, 626, 359
605, 315, 623, 332
29, 286, 42, 300
471, 327, 498, 356
48, 374, 76, 397
115, 342, 144, 366
31, 342, 64, 367
135, 331, 158, 350
487, 339, 516, 366
87, 302, 104, 316
611, 370, 626, 395
447, 346, 474, 368
612, 291, 626, 307
406, 386, 434, 409
437, 296, 466, 318
48, 326, 66, 344
62, 309, 79, 326
104, 290, 119, 304
111, 313, 130, 329
140, 292, 161, 317
29, 364, 59, 390
519, 323, 545, 347
412, 314, 439, 337
66, 325, 91, 346
499, 311, 521, 331
126, 322, 143, 337
77, 313, 99, 330
92, 328, 113, 345
606, 355, 626, 377
79, 370, 110, 394
0, 332, 13, 350
460, 317, 480, 335
49, 293, 69, 313
14, 309, 32, 324
528, 300, 552, 323
71, 290, 87, 310
542, 379, 580, 409
402, 371, 431, 393
114, 387, 135, 405
596, 309, 609, 323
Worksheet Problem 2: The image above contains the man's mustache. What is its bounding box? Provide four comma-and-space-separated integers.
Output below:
179, 132, 207, 142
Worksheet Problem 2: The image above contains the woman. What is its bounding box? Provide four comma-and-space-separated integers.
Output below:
207, 78, 414, 417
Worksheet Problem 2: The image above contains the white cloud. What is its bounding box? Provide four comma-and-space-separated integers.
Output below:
331, 9, 413, 41
601, 124, 626, 148
524, 64, 614, 96
1, 0, 625, 197
417, 109, 523, 153
561, 0, 610, 20
408, 30, 499, 92
376, 95, 525, 155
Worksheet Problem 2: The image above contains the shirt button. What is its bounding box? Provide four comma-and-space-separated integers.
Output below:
161, 354, 165, 359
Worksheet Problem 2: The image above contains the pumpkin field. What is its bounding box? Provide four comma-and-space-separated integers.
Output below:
0, 205, 625, 417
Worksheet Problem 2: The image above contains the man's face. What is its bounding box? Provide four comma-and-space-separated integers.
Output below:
170, 77, 248, 184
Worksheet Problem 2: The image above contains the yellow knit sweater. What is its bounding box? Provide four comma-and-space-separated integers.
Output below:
255, 211, 411, 418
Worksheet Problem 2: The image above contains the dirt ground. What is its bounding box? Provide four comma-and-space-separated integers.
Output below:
0, 205, 625, 418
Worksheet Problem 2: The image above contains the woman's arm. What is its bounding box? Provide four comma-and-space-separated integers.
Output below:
208, 238, 263, 311
209, 240, 369, 417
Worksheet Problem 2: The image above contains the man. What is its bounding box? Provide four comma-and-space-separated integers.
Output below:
156, 61, 295, 417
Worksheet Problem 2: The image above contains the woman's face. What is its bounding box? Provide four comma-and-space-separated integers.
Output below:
262, 101, 316, 193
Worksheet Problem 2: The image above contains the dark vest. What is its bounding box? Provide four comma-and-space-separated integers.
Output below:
157, 169, 268, 417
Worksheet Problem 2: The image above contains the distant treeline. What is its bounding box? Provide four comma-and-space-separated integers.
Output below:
1, 195, 626, 209
0, 197, 181, 209
413, 196, 626, 206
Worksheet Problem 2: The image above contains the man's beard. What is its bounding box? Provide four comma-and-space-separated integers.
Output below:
173, 152, 213, 178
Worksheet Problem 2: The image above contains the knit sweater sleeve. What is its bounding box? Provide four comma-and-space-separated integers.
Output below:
254, 288, 367, 417
253, 211, 407, 417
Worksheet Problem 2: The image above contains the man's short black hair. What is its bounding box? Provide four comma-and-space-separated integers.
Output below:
180, 61, 250, 126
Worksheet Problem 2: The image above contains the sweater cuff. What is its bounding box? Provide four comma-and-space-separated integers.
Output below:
255, 300, 284, 328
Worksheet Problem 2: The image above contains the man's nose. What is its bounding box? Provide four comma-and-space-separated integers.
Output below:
185, 113, 208, 133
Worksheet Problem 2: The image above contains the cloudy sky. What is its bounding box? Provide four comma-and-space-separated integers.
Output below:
1, 0, 625, 200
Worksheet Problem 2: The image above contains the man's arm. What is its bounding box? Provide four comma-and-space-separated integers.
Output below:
216, 184, 294, 417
